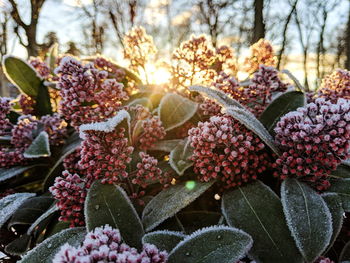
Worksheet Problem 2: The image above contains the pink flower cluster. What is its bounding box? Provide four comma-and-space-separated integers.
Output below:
274, 98, 350, 190
55, 57, 128, 128
53, 225, 168, 263
129, 105, 166, 150
29, 57, 50, 79
188, 115, 270, 188
318, 69, 350, 102
244, 65, 288, 116
19, 94, 36, 115
0, 97, 13, 135
93, 56, 125, 81
133, 152, 170, 188
41, 113, 68, 146
215, 45, 238, 75
79, 126, 134, 186
63, 147, 83, 175
49, 170, 87, 227
314, 257, 334, 263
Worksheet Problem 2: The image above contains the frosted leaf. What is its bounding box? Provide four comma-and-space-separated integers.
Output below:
158, 93, 198, 131
322, 193, 344, 252
189, 85, 245, 109
225, 106, 281, 155
327, 178, 350, 211
79, 109, 131, 139
281, 69, 305, 91
281, 179, 332, 263
0, 193, 35, 228
169, 138, 194, 175
23, 131, 51, 158
142, 230, 186, 252
168, 225, 253, 263
142, 180, 214, 232
222, 180, 302, 263
27, 204, 59, 234
19, 227, 86, 263
0, 165, 43, 183
84, 181, 144, 249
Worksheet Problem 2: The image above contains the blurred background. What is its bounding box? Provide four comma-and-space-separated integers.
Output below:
0, 0, 350, 94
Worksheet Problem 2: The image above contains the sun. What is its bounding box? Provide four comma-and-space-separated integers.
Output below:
142, 63, 172, 85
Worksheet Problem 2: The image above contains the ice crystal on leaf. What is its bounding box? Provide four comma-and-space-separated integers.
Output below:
52, 225, 168, 263
274, 98, 350, 190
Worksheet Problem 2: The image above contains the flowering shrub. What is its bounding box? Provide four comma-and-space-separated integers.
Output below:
0, 28, 349, 263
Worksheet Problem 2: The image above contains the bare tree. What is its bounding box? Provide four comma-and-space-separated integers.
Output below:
252, 0, 265, 44
345, 0, 350, 69
0, 10, 10, 96
7, 0, 47, 57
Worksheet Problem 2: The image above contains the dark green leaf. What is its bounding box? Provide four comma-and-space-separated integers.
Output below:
85, 181, 144, 249
327, 178, 350, 211
149, 139, 182, 152
259, 91, 305, 135
0, 193, 36, 228
8, 196, 54, 227
23, 131, 51, 158
2, 56, 42, 97
168, 226, 253, 263
322, 193, 344, 252
142, 180, 214, 232
19, 227, 86, 263
5, 234, 31, 256
222, 180, 303, 263
27, 204, 58, 234
177, 211, 222, 234
340, 241, 350, 262
158, 93, 198, 131
281, 179, 332, 262
142, 230, 186, 252
169, 139, 194, 175
329, 165, 350, 179
34, 84, 52, 116
0, 164, 44, 183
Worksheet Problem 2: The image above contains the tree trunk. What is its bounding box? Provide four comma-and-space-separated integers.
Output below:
252, 0, 265, 44
345, 1, 350, 69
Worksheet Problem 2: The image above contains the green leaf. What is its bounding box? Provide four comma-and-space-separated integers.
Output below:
281, 179, 332, 263
158, 93, 198, 131
47, 43, 58, 73
127, 97, 153, 109
2, 55, 42, 97
34, 84, 52, 116
281, 69, 304, 91
142, 180, 214, 232
225, 106, 281, 155
177, 211, 222, 234
0, 193, 35, 228
27, 204, 58, 234
222, 180, 302, 263
169, 139, 194, 175
327, 178, 350, 211
5, 234, 32, 256
329, 164, 350, 179
259, 91, 305, 135
8, 196, 54, 227
142, 230, 186, 252
23, 131, 51, 158
43, 133, 81, 191
19, 227, 86, 263
189, 85, 246, 109
168, 226, 253, 263
149, 139, 182, 152
0, 164, 44, 183
85, 181, 144, 249
322, 193, 344, 252
340, 241, 350, 262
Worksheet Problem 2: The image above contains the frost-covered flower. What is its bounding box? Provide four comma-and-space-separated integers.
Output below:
318, 69, 350, 102
79, 125, 134, 186
123, 26, 157, 72
49, 170, 86, 227
243, 65, 288, 116
199, 97, 222, 117
0, 97, 13, 135
93, 56, 126, 81
172, 34, 216, 88
55, 56, 128, 128
0, 148, 26, 168
29, 57, 50, 79
52, 225, 168, 263
189, 115, 270, 188
274, 98, 350, 190
11, 115, 40, 149
314, 257, 335, 263
244, 39, 277, 74
19, 94, 36, 115
63, 147, 82, 175
133, 152, 169, 188
41, 114, 68, 146
215, 45, 238, 76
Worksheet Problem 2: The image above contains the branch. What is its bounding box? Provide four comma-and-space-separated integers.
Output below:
8, 0, 28, 29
